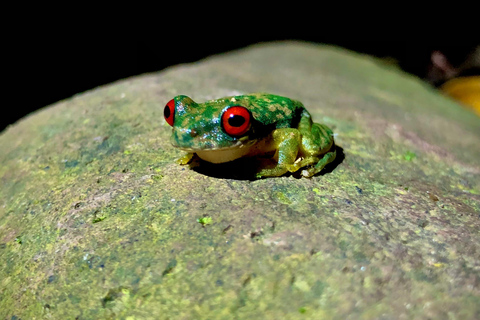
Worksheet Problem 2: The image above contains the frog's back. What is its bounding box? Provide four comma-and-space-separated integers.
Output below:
221, 93, 305, 128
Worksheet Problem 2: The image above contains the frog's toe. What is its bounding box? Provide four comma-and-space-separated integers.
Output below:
301, 168, 315, 178
256, 166, 289, 178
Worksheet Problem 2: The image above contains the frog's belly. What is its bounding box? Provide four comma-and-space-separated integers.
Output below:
195, 138, 275, 163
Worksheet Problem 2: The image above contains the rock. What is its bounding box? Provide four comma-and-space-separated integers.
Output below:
1, 41, 479, 319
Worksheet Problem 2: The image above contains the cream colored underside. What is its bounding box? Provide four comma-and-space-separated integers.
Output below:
191, 138, 276, 163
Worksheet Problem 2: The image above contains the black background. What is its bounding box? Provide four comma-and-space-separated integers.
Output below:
3, 37, 478, 132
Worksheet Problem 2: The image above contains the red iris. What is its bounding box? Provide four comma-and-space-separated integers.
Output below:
222, 106, 251, 136
164, 99, 175, 126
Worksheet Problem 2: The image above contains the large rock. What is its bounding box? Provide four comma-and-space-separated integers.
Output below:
1, 42, 479, 319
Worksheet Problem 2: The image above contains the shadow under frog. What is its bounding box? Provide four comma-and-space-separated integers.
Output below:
190, 146, 344, 181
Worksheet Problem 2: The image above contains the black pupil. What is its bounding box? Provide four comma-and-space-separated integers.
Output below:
164, 106, 171, 119
228, 115, 245, 127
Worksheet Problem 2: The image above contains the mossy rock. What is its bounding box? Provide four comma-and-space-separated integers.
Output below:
1, 42, 480, 319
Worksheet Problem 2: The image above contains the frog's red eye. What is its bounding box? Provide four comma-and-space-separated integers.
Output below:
222, 106, 251, 136
164, 99, 175, 126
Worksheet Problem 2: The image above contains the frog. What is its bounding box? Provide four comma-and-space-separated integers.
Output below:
164, 93, 336, 178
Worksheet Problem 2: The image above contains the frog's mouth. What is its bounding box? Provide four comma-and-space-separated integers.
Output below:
174, 139, 258, 164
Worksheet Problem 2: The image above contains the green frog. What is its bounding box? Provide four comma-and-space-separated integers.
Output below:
164, 93, 336, 178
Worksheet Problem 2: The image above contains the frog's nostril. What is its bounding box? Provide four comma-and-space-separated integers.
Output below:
189, 129, 198, 137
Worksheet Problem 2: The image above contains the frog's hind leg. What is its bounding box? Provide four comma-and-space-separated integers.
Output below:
285, 146, 336, 177
301, 145, 336, 177
297, 121, 336, 177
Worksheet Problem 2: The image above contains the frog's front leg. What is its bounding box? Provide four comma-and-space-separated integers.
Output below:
176, 153, 195, 165
256, 128, 301, 178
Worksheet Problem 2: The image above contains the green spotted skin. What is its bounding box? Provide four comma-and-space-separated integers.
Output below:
168, 93, 336, 177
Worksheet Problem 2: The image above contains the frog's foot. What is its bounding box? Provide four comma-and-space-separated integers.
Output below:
256, 166, 289, 178
176, 153, 195, 165
285, 156, 320, 173
301, 149, 336, 177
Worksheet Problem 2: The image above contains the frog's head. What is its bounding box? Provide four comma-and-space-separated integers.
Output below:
164, 95, 256, 154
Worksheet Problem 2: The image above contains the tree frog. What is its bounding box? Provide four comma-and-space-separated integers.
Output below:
164, 93, 336, 178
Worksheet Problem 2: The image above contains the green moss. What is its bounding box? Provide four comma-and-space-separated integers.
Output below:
197, 216, 213, 226
403, 150, 416, 161
275, 192, 292, 204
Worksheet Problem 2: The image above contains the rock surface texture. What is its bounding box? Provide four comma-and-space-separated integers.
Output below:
1, 42, 479, 319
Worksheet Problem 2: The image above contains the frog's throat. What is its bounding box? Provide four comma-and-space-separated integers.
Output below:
175, 139, 260, 164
